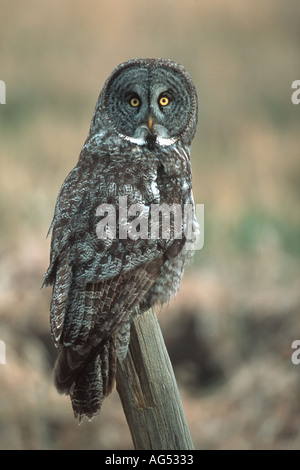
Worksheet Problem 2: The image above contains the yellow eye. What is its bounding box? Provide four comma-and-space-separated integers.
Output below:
130, 97, 140, 107
159, 96, 169, 107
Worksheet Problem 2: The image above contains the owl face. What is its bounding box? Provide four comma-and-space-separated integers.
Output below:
103, 59, 198, 149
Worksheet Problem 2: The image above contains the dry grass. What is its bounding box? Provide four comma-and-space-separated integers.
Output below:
0, 0, 299, 449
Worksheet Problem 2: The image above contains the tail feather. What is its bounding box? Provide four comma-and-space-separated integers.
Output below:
53, 335, 117, 422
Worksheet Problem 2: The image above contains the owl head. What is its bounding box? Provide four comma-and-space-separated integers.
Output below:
88, 58, 198, 150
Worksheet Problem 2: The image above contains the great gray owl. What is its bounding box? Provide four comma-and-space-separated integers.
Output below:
43, 58, 198, 422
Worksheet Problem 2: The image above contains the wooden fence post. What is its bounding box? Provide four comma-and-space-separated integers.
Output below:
116, 308, 194, 450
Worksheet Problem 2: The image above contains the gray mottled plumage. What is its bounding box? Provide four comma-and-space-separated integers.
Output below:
43, 58, 198, 422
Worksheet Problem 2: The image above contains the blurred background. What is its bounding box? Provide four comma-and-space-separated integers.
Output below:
0, 0, 299, 449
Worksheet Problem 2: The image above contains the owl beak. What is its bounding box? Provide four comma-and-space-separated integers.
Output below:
147, 116, 154, 131
146, 115, 156, 149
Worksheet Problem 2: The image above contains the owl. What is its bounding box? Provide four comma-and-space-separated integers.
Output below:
43, 58, 198, 422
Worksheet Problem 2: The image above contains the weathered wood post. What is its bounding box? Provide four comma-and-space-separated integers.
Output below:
116, 307, 194, 450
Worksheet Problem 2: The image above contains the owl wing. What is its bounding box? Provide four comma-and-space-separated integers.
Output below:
43, 163, 168, 420
58, 255, 163, 352
50, 250, 164, 421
